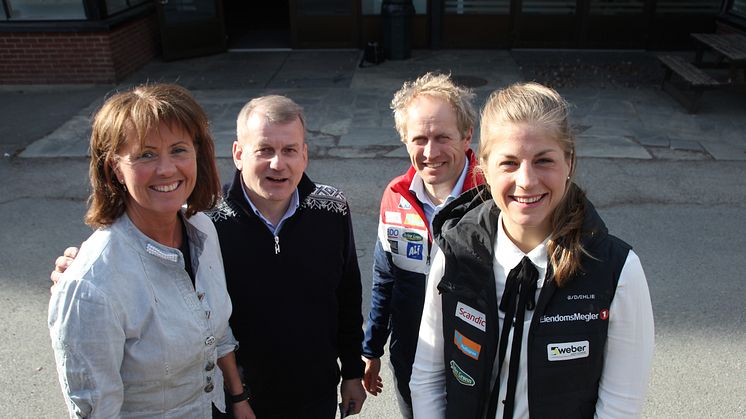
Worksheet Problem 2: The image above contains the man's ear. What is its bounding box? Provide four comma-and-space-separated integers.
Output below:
463, 127, 474, 148
232, 140, 243, 171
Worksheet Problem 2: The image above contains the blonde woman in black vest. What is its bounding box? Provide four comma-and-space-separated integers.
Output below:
410, 82, 654, 419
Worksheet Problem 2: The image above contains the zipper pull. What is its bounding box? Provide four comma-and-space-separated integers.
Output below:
274, 236, 280, 254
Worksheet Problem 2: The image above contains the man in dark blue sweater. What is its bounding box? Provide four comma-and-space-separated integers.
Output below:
208, 95, 366, 418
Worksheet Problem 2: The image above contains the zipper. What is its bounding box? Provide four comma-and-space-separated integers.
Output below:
274, 235, 280, 254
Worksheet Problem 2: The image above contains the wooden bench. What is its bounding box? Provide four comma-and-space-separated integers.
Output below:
657, 55, 721, 113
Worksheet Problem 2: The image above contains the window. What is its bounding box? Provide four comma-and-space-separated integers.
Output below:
655, 0, 721, 14
445, 0, 509, 14
361, 0, 427, 15
730, 0, 746, 17
3, 0, 86, 20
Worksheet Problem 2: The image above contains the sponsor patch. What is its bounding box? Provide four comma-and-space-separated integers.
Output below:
404, 213, 425, 228
600, 308, 609, 320
455, 302, 486, 332
398, 197, 412, 209
450, 360, 475, 386
387, 227, 400, 239
454, 330, 481, 360
406, 243, 423, 260
567, 293, 595, 300
539, 312, 600, 323
547, 341, 590, 361
402, 231, 423, 242
388, 239, 399, 254
385, 211, 402, 225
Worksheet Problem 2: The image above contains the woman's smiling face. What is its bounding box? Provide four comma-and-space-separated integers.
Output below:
483, 123, 572, 246
114, 121, 197, 224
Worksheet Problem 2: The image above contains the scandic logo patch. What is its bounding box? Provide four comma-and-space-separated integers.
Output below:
454, 330, 481, 360
455, 302, 486, 332
450, 360, 475, 386
547, 340, 590, 361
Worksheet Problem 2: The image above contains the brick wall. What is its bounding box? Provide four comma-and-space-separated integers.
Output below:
0, 13, 158, 84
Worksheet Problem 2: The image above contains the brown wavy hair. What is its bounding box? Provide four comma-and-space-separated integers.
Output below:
85, 83, 220, 228
478, 82, 587, 286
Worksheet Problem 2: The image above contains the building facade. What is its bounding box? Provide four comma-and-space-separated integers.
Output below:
1, 0, 744, 84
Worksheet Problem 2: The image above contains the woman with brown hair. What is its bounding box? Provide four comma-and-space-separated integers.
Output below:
48, 84, 254, 418
410, 82, 654, 419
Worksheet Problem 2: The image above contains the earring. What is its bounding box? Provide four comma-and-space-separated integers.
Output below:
119, 179, 127, 192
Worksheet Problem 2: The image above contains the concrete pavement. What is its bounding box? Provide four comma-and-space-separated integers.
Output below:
1, 49, 746, 418
13, 49, 746, 161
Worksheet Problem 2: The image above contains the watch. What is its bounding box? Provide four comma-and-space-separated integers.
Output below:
230, 383, 251, 403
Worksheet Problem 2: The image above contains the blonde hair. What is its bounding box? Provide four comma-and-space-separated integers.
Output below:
236, 95, 305, 142
479, 82, 585, 286
86, 83, 220, 228
390, 72, 476, 142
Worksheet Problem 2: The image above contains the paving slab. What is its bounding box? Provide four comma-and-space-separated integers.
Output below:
9, 49, 746, 162
576, 135, 652, 159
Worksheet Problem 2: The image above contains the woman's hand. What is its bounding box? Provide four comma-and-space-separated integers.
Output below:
231, 400, 255, 419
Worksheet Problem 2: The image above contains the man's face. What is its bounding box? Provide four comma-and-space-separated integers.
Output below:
404, 95, 472, 191
232, 113, 308, 209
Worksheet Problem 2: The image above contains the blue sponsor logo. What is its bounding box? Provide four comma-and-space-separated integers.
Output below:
406, 243, 423, 260
387, 227, 400, 239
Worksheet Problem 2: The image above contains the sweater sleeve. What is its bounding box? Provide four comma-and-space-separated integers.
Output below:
410, 250, 447, 419
337, 202, 365, 379
362, 236, 397, 359
594, 250, 655, 418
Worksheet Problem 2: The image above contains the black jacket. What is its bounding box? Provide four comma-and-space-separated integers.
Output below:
207, 170, 364, 415
433, 186, 630, 419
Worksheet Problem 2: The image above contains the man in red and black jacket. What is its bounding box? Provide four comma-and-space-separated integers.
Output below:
362, 73, 484, 418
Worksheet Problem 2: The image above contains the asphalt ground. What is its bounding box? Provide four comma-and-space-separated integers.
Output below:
1, 49, 745, 418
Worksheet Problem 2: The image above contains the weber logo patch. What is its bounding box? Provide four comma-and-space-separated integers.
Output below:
450, 360, 475, 386
547, 341, 589, 361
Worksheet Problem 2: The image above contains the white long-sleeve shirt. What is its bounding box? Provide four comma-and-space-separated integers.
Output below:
410, 214, 655, 419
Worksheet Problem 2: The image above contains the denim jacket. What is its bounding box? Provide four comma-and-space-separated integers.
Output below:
49, 211, 237, 418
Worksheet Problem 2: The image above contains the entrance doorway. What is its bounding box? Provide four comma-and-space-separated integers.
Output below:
224, 2, 291, 49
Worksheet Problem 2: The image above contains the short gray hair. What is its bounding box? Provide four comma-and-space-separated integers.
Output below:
236, 95, 305, 140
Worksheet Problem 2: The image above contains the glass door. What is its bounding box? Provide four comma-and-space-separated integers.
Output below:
156, 0, 226, 60
290, 0, 360, 48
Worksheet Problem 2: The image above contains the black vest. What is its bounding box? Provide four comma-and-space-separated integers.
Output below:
433, 188, 631, 419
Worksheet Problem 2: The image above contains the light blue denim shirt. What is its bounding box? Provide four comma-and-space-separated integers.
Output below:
49, 211, 237, 418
